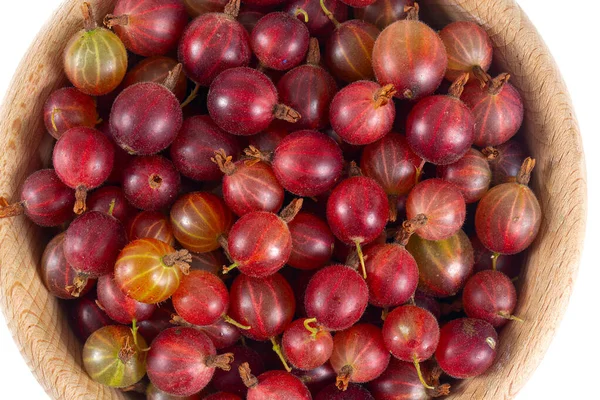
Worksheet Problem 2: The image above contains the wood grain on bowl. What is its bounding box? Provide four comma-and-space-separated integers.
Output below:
0, 0, 586, 399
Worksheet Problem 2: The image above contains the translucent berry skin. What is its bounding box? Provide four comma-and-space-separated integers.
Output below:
282, 318, 334, 371
364, 243, 419, 308
124, 56, 188, 101
199, 318, 242, 349
273, 130, 344, 197
97, 275, 157, 324
15, 169, 74, 227
368, 359, 430, 400
288, 213, 335, 270
179, 13, 251, 86
475, 181, 541, 254
64, 211, 127, 277
171, 116, 241, 181
229, 273, 296, 341
64, 26, 127, 96
43, 87, 98, 139
251, 12, 310, 71
439, 21, 493, 81
292, 363, 337, 396
373, 20, 447, 100
304, 265, 369, 331
114, 238, 186, 304
406, 230, 474, 297
355, 0, 414, 30
471, 235, 522, 278
110, 0, 188, 57
147, 327, 221, 396
222, 161, 284, 216
53, 127, 115, 192
462, 79, 524, 147
147, 382, 202, 399
69, 293, 115, 342
88, 185, 135, 224
361, 132, 421, 197
435, 318, 498, 379
171, 192, 234, 253
247, 370, 312, 400
326, 176, 389, 246
123, 156, 181, 211
463, 270, 517, 327
278, 61, 337, 130
228, 211, 292, 277
110, 82, 183, 155
326, 20, 380, 83
284, 0, 348, 38
213, 346, 265, 396
488, 140, 527, 185
406, 178, 466, 240
382, 305, 439, 362
127, 210, 176, 246
173, 270, 229, 326
329, 81, 395, 145
208, 67, 285, 136
406, 95, 474, 165
183, 0, 228, 17
437, 148, 492, 203
330, 324, 390, 385
316, 383, 375, 400
83, 325, 147, 388
42, 233, 95, 300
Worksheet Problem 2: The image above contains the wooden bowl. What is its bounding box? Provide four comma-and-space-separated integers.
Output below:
0, 0, 586, 399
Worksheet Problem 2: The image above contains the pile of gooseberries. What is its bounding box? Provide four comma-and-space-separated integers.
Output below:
1, 0, 542, 398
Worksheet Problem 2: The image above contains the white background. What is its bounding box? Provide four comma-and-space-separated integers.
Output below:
0, 1, 598, 399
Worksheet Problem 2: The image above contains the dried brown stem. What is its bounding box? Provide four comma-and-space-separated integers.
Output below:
516, 157, 536, 185
223, 0, 241, 18
66, 274, 89, 298
336, 365, 353, 391
148, 174, 163, 190
403, 88, 414, 99
280, 198, 304, 223
211, 149, 237, 175
81, 2, 97, 31
0, 201, 24, 219
181, 83, 200, 108
348, 160, 362, 177
206, 353, 235, 370
472, 65, 493, 89
396, 214, 428, 246
162, 249, 192, 274
482, 146, 499, 160
118, 337, 135, 363
388, 194, 399, 222
448, 73, 470, 98
217, 234, 234, 263
170, 315, 196, 328
163, 64, 183, 93
103, 14, 129, 28
74, 185, 87, 215
429, 384, 451, 397
239, 362, 259, 388
307, 38, 321, 65
244, 145, 273, 164
404, 3, 420, 20
273, 104, 301, 123
374, 84, 397, 108
488, 73, 511, 95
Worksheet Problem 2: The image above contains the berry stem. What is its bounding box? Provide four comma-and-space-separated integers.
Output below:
448, 73, 469, 98
0, 201, 24, 219
335, 365, 353, 391
163, 64, 183, 93
413, 355, 435, 390
404, 3, 420, 21
388, 194, 399, 222
307, 38, 321, 65
50, 108, 60, 132
205, 353, 235, 371
244, 145, 273, 164
403, 88, 414, 99
303, 318, 319, 339
107, 199, 116, 217
118, 336, 135, 363
279, 198, 304, 223
81, 2, 97, 31
239, 362, 259, 388
348, 160, 362, 177
131, 319, 151, 351
498, 311, 524, 323
429, 384, 452, 397
381, 307, 389, 321
270, 337, 292, 372
66, 273, 89, 298
373, 84, 397, 108
211, 149, 237, 175
488, 73, 511, 95
491, 252, 500, 270
223, 0, 241, 18
354, 240, 367, 279
181, 83, 200, 108
217, 234, 234, 263
472, 65, 492, 89
482, 146, 499, 161
74, 185, 88, 215
162, 250, 192, 274
222, 314, 252, 330
396, 214, 428, 246
415, 159, 426, 184
294, 8, 309, 22
517, 157, 536, 185
319, 0, 340, 27
103, 14, 129, 28
273, 104, 301, 123
170, 314, 196, 328
222, 261, 239, 274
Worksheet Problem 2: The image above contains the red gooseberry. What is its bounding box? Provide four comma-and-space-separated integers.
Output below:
212, 345, 265, 396
248, 123, 288, 153
292, 363, 337, 396
483, 140, 528, 185
183, 0, 228, 17
330, 323, 390, 390
439, 21, 493, 81
198, 318, 243, 350
69, 293, 115, 342
471, 234, 522, 278
122, 155, 181, 211
285, 0, 348, 38
238, 10, 264, 33
96, 274, 157, 325
372, 4, 446, 100
435, 318, 498, 379
0, 169, 74, 227
475, 158, 542, 255
43, 87, 98, 139
126, 210, 176, 246
239, 362, 312, 400
88, 185, 135, 224
282, 318, 334, 371
288, 212, 335, 270
123, 56, 188, 101
316, 383, 375, 399
105, 0, 188, 57
147, 327, 234, 396
136, 306, 175, 344
355, 0, 414, 30
437, 148, 492, 203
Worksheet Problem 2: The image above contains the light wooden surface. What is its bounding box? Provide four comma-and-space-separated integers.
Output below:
0, 0, 586, 399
